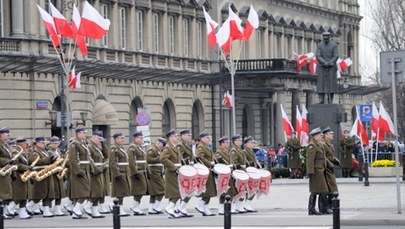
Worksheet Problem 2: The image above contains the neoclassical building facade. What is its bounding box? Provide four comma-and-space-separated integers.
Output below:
0, 0, 368, 149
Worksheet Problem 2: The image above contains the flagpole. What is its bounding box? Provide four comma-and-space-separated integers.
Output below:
374, 128, 379, 163
229, 38, 236, 136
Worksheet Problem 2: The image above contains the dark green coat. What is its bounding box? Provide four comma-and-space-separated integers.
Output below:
306, 139, 329, 194
244, 148, 258, 167
31, 146, 55, 200
339, 137, 355, 169
146, 145, 165, 196
286, 137, 302, 169
230, 145, 247, 170
109, 143, 131, 198
101, 142, 110, 196
0, 140, 13, 200
323, 140, 338, 193
160, 142, 181, 199
177, 139, 193, 162
48, 149, 66, 199
215, 147, 236, 197
127, 143, 148, 196
12, 149, 30, 201
68, 139, 91, 199
196, 142, 216, 197
88, 141, 107, 198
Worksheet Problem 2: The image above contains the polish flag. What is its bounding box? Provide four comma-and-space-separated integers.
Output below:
301, 105, 309, 146
202, 6, 218, 50
79, 1, 111, 39
37, 5, 60, 48
339, 58, 353, 72
243, 5, 259, 41
294, 52, 314, 72
281, 104, 294, 138
350, 109, 369, 146
222, 91, 233, 108
72, 4, 88, 56
371, 102, 384, 141
228, 5, 244, 41
309, 58, 319, 76
379, 101, 395, 136
216, 18, 232, 55
296, 106, 302, 141
49, 2, 74, 38
68, 66, 82, 89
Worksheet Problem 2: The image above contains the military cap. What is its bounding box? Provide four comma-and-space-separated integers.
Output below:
113, 132, 124, 139
133, 131, 143, 138
157, 137, 167, 146
75, 127, 87, 133
35, 137, 46, 143
165, 130, 178, 138
0, 127, 10, 134
244, 136, 254, 144
8, 140, 16, 146
50, 136, 61, 143
322, 127, 334, 134
179, 129, 191, 135
218, 136, 230, 144
93, 131, 105, 141
310, 127, 322, 136
343, 129, 350, 133
198, 131, 210, 139
322, 32, 331, 36
231, 134, 242, 142
16, 136, 27, 143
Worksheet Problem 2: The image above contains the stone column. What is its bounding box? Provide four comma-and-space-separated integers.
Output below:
11, 0, 24, 37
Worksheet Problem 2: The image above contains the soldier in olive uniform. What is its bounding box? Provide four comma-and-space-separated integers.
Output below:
98, 138, 111, 214
195, 131, 217, 216
243, 136, 259, 212
0, 127, 15, 219
160, 130, 182, 218
67, 128, 91, 219
230, 134, 248, 213
286, 131, 302, 178
306, 127, 329, 215
340, 130, 355, 177
321, 127, 340, 214
109, 132, 131, 217
127, 131, 148, 215
215, 136, 237, 214
84, 132, 107, 218
146, 137, 166, 214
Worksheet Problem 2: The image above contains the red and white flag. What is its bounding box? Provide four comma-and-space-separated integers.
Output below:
379, 101, 395, 136
202, 6, 218, 50
371, 102, 384, 141
281, 104, 294, 139
216, 18, 232, 55
301, 105, 309, 146
228, 5, 244, 41
243, 5, 258, 40
222, 91, 233, 108
293, 52, 314, 72
72, 4, 88, 56
68, 66, 82, 89
295, 106, 302, 141
350, 108, 369, 146
336, 58, 352, 78
309, 57, 319, 76
49, 2, 74, 38
79, 1, 111, 39
37, 5, 60, 48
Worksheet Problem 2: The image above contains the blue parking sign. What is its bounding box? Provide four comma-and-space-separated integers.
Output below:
360, 104, 372, 122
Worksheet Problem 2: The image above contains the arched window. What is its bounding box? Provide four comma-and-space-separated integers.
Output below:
129, 97, 143, 138
162, 99, 176, 136
192, 100, 205, 138
242, 104, 254, 138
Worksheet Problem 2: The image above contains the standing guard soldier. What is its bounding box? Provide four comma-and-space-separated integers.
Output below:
128, 131, 148, 215
48, 136, 67, 216
160, 130, 182, 218
0, 127, 15, 219
27, 137, 56, 218
215, 136, 237, 215
286, 131, 302, 178
84, 131, 107, 218
195, 131, 216, 216
340, 130, 355, 177
230, 134, 247, 213
98, 134, 110, 214
243, 136, 259, 213
146, 137, 166, 214
68, 127, 91, 219
109, 132, 131, 216
306, 127, 329, 215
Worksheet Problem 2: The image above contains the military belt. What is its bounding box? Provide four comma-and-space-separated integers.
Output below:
117, 162, 129, 166
94, 162, 107, 166
148, 163, 164, 167
174, 163, 182, 167
135, 160, 146, 163
79, 160, 91, 164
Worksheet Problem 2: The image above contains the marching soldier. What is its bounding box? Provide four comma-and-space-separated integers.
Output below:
99, 138, 111, 214
0, 127, 15, 219
286, 131, 302, 178
160, 130, 182, 218
306, 127, 329, 215
340, 130, 355, 177
243, 136, 259, 212
47, 136, 67, 216
109, 132, 131, 216
67, 127, 91, 219
195, 131, 216, 216
127, 131, 148, 215
84, 131, 107, 218
230, 134, 247, 213
215, 136, 237, 215
146, 137, 166, 214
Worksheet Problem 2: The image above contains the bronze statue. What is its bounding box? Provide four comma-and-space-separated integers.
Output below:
315, 32, 339, 104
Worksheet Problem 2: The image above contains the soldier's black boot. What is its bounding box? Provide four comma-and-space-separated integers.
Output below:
319, 94, 325, 104
308, 194, 321, 215
327, 194, 334, 210
319, 194, 332, 214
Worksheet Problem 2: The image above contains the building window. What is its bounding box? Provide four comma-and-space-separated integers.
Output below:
287, 36, 292, 56
192, 100, 205, 138
197, 21, 203, 58
162, 99, 176, 136
183, 19, 189, 56
119, 7, 126, 49
137, 11, 143, 51
276, 34, 282, 58
153, 13, 159, 53
129, 97, 143, 139
169, 16, 175, 55
297, 37, 302, 54
0, 0, 3, 37
256, 29, 263, 58
101, 4, 109, 47
307, 39, 312, 52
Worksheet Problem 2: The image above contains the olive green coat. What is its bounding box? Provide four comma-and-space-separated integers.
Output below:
68, 139, 91, 199
286, 137, 302, 169
0, 140, 13, 200
244, 148, 259, 167
88, 141, 107, 198
100, 142, 110, 196
323, 139, 338, 193
31, 146, 55, 200
230, 145, 247, 170
306, 139, 329, 194
196, 142, 217, 197
146, 145, 165, 196
12, 150, 30, 201
339, 137, 355, 169
109, 143, 131, 198
215, 147, 237, 197
160, 142, 181, 199
127, 143, 148, 196
177, 139, 193, 162
48, 149, 66, 199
